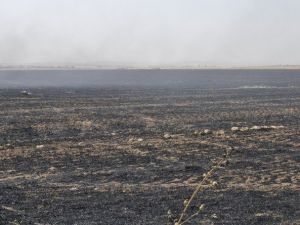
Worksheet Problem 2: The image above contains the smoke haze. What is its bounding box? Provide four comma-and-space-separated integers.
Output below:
0, 0, 300, 66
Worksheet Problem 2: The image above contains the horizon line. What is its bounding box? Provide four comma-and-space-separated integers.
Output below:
1, 64, 300, 70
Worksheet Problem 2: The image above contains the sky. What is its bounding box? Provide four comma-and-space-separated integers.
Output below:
0, 0, 299, 67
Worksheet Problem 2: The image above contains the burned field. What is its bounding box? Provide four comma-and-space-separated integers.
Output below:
0, 86, 299, 224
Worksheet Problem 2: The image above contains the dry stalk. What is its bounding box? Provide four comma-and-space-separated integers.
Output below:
173, 145, 233, 225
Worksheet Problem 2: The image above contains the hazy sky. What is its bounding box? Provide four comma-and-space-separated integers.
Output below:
0, 0, 299, 66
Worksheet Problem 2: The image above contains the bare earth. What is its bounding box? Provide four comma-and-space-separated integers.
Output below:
0, 87, 299, 224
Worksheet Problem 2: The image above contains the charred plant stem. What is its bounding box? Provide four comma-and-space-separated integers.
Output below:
176, 146, 232, 225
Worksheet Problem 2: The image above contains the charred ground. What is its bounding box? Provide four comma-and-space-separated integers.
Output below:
0, 86, 299, 224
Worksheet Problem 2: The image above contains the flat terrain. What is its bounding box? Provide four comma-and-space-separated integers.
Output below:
0, 71, 299, 224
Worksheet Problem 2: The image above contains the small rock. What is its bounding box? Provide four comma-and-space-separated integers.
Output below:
163, 133, 172, 139
260, 126, 271, 131
211, 213, 218, 219
203, 129, 212, 134
49, 166, 56, 171
250, 125, 261, 130
199, 129, 212, 136
78, 142, 85, 146
137, 138, 143, 142
255, 212, 271, 219
231, 127, 240, 132
70, 187, 78, 191
240, 127, 249, 132
249, 125, 284, 131
5, 143, 14, 149
215, 130, 225, 135
111, 132, 117, 136
76, 167, 84, 171
36, 145, 45, 149
270, 125, 284, 129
